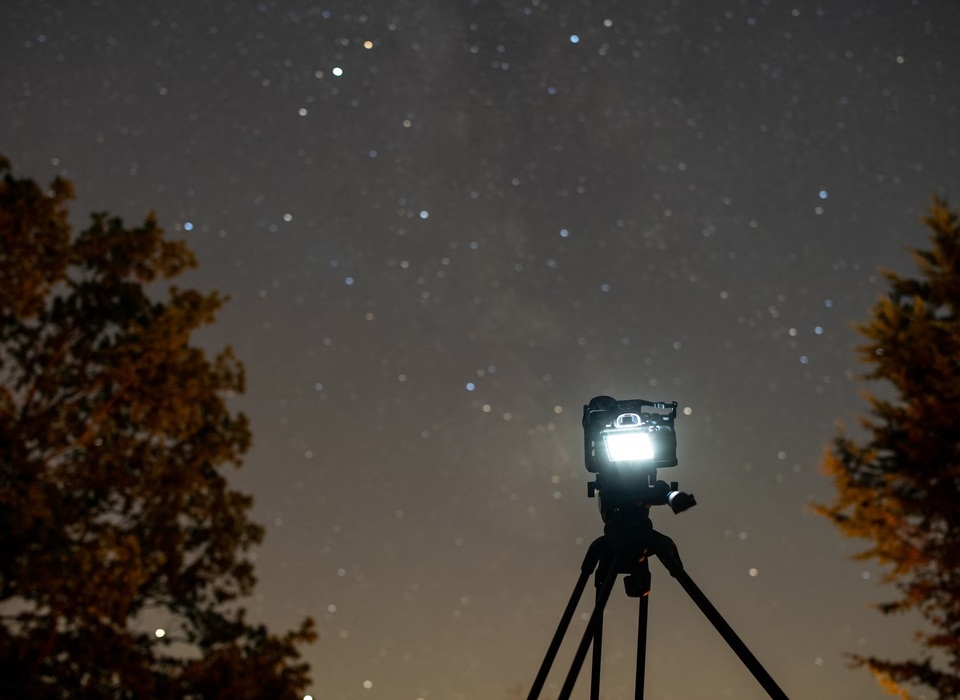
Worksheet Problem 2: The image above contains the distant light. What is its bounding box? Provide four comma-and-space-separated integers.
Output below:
332, 66, 343, 76
749, 568, 758, 577
283, 213, 293, 222
466, 382, 475, 391
818, 190, 828, 199
183, 222, 193, 231
814, 326, 824, 334
345, 276, 354, 285
569, 34, 580, 43
560, 228, 570, 238
155, 629, 165, 638
298, 107, 308, 116
363, 40, 374, 49
419, 210, 429, 219
368, 149, 378, 158
363, 680, 373, 689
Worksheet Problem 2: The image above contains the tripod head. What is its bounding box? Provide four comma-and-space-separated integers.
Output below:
583, 395, 696, 523
591, 478, 697, 524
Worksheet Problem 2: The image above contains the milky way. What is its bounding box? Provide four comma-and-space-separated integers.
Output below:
3, 1, 959, 697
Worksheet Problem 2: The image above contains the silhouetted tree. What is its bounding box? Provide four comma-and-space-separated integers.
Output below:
817, 197, 960, 699
0, 156, 315, 698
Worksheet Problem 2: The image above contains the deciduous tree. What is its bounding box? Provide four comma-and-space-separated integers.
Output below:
0, 155, 315, 699
817, 197, 960, 698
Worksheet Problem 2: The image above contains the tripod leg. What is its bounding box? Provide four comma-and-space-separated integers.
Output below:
526, 567, 591, 700
623, 560, 653, 700
527, 540, 605, 700
590, 583, 603, 700
557, 547, 625, 700
635, 586, 649, 700
651, 534, 789, 700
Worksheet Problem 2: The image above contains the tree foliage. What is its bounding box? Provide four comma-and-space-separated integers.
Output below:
0, 155, 315, 698
817, 197, 960, 698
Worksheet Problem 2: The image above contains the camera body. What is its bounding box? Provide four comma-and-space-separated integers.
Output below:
583, 396, 678, 473
583, 396, 689, 520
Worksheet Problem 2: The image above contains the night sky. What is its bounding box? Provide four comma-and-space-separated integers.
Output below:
3, 1, 959, 698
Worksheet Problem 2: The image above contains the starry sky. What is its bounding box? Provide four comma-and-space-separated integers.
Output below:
3, 1, 960, 698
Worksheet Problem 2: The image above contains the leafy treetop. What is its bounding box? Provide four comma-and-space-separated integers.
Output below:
817, 197, 960, 699
0, 155, 315, 699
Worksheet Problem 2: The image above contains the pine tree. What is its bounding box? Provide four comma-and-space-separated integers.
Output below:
0, 155, 315, 698
817, 197, 960, 698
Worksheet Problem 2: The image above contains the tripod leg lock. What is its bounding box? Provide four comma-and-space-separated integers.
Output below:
623, 568, 652, 598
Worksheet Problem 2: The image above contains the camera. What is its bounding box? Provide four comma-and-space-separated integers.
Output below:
582, 395, 692, 519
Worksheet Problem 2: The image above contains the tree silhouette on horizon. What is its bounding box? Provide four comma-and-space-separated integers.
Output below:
0, 155, 315, 699
817, 196, 960, 699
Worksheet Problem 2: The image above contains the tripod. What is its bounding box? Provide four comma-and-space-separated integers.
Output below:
526, 506, 789, 700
